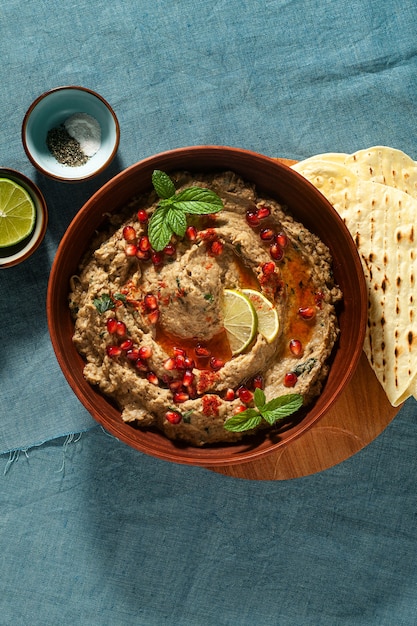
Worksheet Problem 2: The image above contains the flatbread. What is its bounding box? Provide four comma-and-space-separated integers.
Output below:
292, 152, 417, 406
345, 146, 417, 198
292, 152, 350, 166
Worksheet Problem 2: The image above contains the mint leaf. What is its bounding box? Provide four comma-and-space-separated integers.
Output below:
224, 409, 263, 433
223, 392, 303, 433
152, 170, 176, 199
254, 387, 266, 408
148, 170, 224, 251
166, 206, 187, 237
174, 187, 224, 214
148, 205, 173, 251
260, 394, 303, 424
260, 410, 280, 426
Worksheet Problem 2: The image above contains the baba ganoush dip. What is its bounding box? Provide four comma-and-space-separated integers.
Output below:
69, 170, 341, 446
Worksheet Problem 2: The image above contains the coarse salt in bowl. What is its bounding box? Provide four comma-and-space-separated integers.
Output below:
22, 86, 120, 182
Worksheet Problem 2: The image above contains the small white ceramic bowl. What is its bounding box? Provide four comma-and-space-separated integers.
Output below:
0, 168, 48, 268
22, 86, 120, 182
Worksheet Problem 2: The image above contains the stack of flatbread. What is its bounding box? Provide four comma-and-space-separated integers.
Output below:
291, 146, 417, 407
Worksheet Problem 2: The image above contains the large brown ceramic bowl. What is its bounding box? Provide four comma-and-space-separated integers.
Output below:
47, 146, 367, 466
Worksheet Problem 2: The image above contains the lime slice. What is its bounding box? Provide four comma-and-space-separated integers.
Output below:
0, 178, 36, 248
242, 288, 280, 343
223, 289, 258, 355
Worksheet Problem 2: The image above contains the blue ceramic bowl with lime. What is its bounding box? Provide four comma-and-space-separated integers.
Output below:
22, 86, 120, 182
0, 168, 48, 268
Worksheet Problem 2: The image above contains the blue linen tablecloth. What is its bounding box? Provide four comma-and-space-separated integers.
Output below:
1, 0, 417, 623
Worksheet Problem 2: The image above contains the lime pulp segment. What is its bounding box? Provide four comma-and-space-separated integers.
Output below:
242, 288, 280, 343
223, 289, 258, 355
0, 178, 36, 248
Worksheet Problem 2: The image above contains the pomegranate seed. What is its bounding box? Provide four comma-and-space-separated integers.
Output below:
106, 345, 122, 357
147, 310, 160, 324
276, 232, 288, 248
175, 354, 186, 370
173, 347, 186, 356
164, 357, 177, 370
284, 372, 298, 387
144, 294, 158, 310
123, 225, 137, 242
195, 344, 211, 358
187, 385, 197, 399
289, 339, 303, 356
210, 357, 224, 371
136, 248, 151, 261
126, 348, 140, 361
270, 242, 284, 261
314, 291, 325, 308
151, 251, 163, 266
298, 306, 316, 320
199, 228, 216, 242
186, 225, 197, 241
137, 209, 148, 224
237, 386, 253, 404
135, 358, 148, 372
210, 240, 223, 256
256, 205, 271, 219
163, 243, 176, 256
139, 235, 151, 252
225, 388, 236, 401
125, 243, 139, 256
169, 379, 184, 392
260, 228, 275, 241
146, 372, 159, 385
139, 345, 152, 359
246, 210, 260, 227
182, 369, 195, 386
184, 356, 196, 369
165, 410, 182, 424
262, 261, 276, 275
119, 339, 133, 351
106, 317, 118, 334
252, 374, 264, 389
234, 405, 247, 414
115, 321, 127, 336
173, 391, 189, 403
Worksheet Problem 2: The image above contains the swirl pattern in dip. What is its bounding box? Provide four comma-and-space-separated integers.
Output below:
69, 171, 341, 445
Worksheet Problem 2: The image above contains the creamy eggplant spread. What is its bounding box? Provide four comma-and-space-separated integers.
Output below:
69, 170, 341, 446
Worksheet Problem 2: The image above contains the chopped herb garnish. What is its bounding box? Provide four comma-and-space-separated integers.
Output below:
182, 410, 193, 424
224, 388, 303, 433
148, 170, 224, 251
204, 293, 214, 302
93, 293, 115, 314
293, 357, 316, 376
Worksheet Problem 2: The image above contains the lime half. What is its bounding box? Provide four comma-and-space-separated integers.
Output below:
223, 289, 258, 355
0, 178, 36, 248
242, 288, 280, 343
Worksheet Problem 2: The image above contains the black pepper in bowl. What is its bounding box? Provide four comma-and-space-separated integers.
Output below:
46, 125, 89, 167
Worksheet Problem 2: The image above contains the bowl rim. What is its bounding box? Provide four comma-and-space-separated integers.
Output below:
21, 85, 120, 183
47, 145, 368, 466
0, 167, 48, 268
